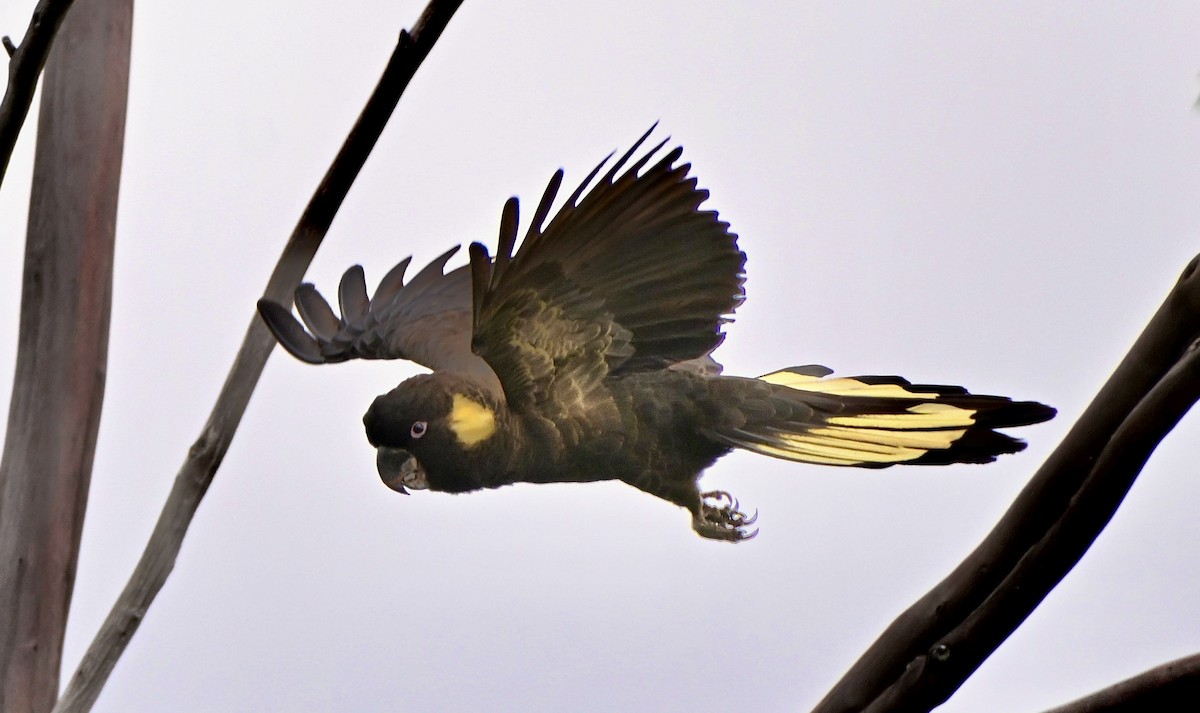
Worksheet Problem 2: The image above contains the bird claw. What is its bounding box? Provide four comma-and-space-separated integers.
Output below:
694, 491, 759, 542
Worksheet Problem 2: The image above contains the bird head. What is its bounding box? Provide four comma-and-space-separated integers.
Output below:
363, 372, 501, 494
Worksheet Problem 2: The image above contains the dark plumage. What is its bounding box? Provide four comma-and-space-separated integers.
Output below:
259, 128, 1055, 542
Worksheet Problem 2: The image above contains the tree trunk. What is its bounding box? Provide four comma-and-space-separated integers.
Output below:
0, 0, 132, 710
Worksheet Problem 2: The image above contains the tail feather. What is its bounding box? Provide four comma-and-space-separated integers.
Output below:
706, 365, 1055, 469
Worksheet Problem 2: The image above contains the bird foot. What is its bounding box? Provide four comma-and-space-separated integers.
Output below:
693, 490, 759, 542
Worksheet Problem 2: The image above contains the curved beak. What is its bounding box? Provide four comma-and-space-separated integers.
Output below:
376, 447, 429, 494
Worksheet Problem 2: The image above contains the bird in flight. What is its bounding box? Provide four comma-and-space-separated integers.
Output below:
258, 128, 1054, 542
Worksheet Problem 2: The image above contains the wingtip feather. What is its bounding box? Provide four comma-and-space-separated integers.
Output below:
338, 265, 370, 326
529, 169, 563, 239
294, 283, 340, 340
258, 299, 325, 363
371, 256, 414, 315
468, 242, 492, 329
495, 197, 519, 280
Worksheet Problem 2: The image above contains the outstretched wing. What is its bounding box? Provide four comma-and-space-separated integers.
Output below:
467, 128, 746, 412
257, 246, 501, 392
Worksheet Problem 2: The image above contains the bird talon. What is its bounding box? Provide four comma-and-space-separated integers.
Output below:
694, 492, 759, 542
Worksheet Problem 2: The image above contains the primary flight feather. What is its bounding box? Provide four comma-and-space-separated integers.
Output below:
258, 128, 1054, 542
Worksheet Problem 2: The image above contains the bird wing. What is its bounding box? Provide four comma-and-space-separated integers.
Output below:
257, 246, 501, 391
467, 127, 745, 413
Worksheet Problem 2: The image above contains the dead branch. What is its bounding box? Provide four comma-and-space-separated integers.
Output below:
1040, 652, 1200, 712
50, 2, 464, 712
815, 254, 1200, 712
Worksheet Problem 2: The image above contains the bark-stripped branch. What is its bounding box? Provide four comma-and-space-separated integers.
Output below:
51, 2, 464, 711
0, 0, 76, 187
0, 2, 130, 710
815, 254, 1200, 712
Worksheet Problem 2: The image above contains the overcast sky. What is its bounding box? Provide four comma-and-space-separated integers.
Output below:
2, 2, 1199, 711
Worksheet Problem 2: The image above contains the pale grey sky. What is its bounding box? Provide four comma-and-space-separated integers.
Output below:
2, 2, 1199, 711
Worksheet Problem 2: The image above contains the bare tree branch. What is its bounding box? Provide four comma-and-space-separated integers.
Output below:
51, 2, 464, 712
815, 254, 1200, 712
0, 1, 130, 710
0, 0, 77, 187
1040, 652, 1200, 713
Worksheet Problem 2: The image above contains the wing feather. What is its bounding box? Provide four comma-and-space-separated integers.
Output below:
369, 257, 411, 317
294, 284, 340, 342
471, 129, 744, 411
258, 128, 739, 411
337, 265, 370, 326
257, 248, 501, 395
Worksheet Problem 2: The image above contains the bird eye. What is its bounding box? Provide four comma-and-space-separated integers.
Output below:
410, 421, 428, 439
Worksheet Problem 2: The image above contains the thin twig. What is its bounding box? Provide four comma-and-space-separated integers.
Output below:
51, 3, 463, 711
815, 255, 1200, 713
0, 0, 77, 187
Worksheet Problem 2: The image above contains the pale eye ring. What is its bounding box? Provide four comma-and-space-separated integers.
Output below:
410, 421, 428, 439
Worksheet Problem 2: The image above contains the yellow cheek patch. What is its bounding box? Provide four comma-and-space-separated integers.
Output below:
449, 393, 496, 448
